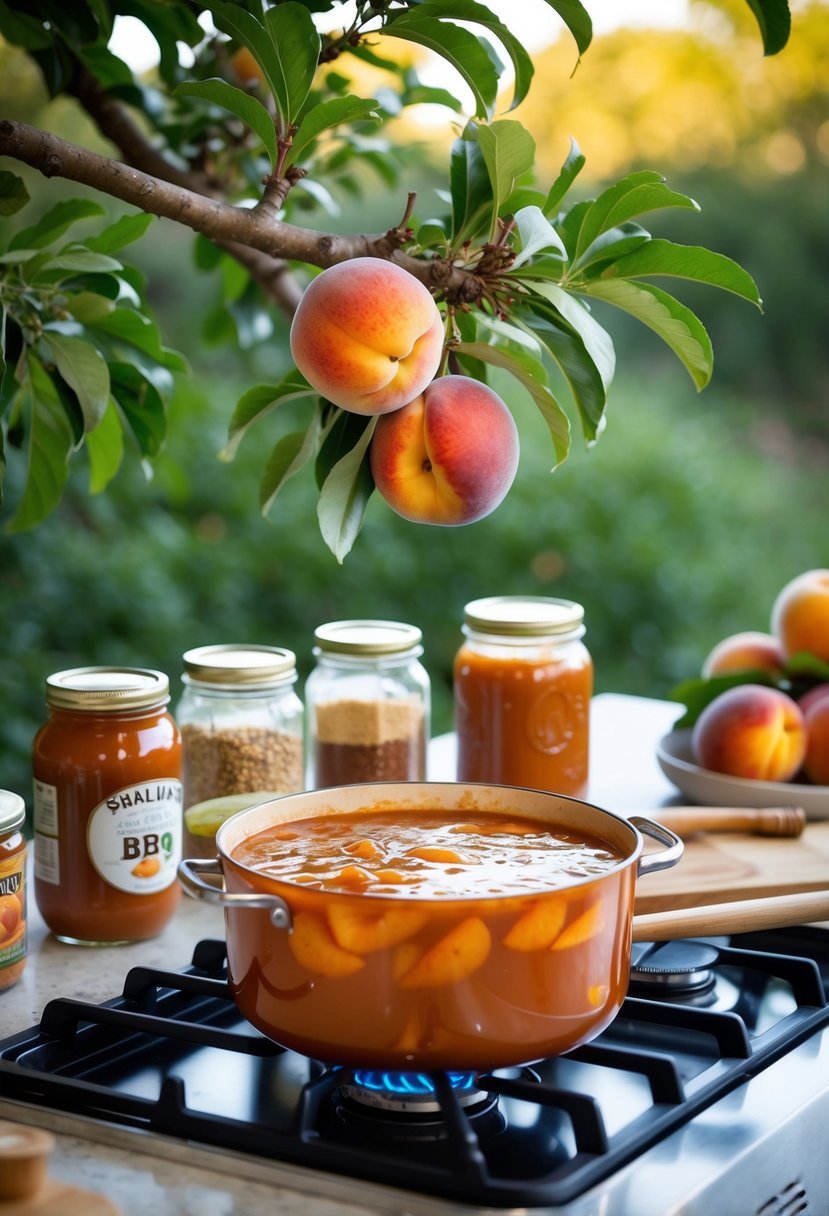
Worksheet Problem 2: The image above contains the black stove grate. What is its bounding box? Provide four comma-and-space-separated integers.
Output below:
1, 934, 828, 1210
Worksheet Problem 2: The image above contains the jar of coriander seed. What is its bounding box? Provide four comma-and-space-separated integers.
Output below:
177, 645, 304, 856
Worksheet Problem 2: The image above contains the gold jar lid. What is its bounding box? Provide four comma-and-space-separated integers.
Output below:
314, 620, 422, 657
182, 644, 297, 689
463, 596, 585, 638
45, 667, 170, 712
0, 791, 25, 835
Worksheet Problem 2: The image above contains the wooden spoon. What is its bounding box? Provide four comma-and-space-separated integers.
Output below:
647, 805, 806, 838
631, 887, 829, 942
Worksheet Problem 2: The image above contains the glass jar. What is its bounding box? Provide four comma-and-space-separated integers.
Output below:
0, 791, 27, 991
454, 596, 593, 796
177, 645, 304, 856
306, 620, 430, 787
32, 667, 182, 946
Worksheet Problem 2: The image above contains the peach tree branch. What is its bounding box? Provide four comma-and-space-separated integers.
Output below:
0, 119, 483, 303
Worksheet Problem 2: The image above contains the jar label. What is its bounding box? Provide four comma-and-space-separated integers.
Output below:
0, 849, 27, 972
87, 780, 183, 895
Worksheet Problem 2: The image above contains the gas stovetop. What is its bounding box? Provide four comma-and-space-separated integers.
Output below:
1, 929, 829, 1216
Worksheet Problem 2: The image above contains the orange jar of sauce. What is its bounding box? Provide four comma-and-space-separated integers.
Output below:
32, 667, 182, 945
454, 596, 593, 796
0, 791, 27, 990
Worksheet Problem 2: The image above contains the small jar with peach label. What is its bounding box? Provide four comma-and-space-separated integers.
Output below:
0, 791, 27, 991
32, 667, 182, 946
454, 596, 593, 796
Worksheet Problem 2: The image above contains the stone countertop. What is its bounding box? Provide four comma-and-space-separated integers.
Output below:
0, 694, 682, 1216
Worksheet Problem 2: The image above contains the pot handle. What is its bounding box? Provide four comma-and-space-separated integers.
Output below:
629, 816, 684, 876
178, 857, 293, 930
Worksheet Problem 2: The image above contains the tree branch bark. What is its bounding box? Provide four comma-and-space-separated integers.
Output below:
0, 118, 482, 304
67, 68, 304, 318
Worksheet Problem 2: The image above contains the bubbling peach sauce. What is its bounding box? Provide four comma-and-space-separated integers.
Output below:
236, 810, 622, 899
228, 809, 631, 1068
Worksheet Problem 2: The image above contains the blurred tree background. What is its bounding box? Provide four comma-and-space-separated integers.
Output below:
1, 0, 827, 803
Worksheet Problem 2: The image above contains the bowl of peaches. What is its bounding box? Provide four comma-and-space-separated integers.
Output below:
657, 569, 829, 819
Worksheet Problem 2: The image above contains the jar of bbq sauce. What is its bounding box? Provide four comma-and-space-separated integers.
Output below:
454, 596, 593, 796
32, 667, 182, 945
0, 791, 27, 990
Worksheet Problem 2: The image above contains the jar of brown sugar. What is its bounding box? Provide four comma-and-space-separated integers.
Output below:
177, 645, 304, 856
306, 620, 430, 788
0, 791, 27, 991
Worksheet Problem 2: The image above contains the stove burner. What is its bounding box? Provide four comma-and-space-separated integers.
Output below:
341, 1069, 485, 1113
629, 940, 721, 1004
333, 1068, 505, 1144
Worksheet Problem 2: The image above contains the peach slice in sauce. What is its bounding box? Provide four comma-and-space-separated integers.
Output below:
397, 916, 491, 989
289, 911, 365, 977
327, 903, 427, 954
503, 897, 567, 951
550, 902, 604, 951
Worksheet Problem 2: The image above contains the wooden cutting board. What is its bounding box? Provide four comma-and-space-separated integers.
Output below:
633, 819, 829, 914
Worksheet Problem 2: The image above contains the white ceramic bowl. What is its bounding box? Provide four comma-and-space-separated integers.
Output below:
656, 728, 829, 820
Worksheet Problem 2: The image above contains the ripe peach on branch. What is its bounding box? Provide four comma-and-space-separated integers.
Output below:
289, 258, 444, 417
370, 375, 520, 526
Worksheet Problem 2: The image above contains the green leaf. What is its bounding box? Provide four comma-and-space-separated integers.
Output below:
0, 1, 51, 49
0, 250, 40, 266
41, 332, 110, 430
544, 137, 585, 216
6, 356, 74, 533
383, 12, 499, 120
0, 171, 30, 217
176, 78, 278, 170
569, 223, 651, 276
784, 652, 829, 681
65, 293, 116, 325
285, 96, 381, 168
193, 232, 223, 272
86, 309, 188, 372
203, 1, 287, 121
9, 199, 106, 252
575, 171, 699, 260
521, 308, 607, 441
316, 415, 377, 563
476, 121, 536, 231
85, 212, 154, 255
669, 671, 777, 729
262, 2, 321, 127
220, 374, 316, 461
260, 411, 323, 514
511, 205, 567, 270
744, 0, 791, 55
397, 0, 535, 110
529, 282, 616, 392
85, 398, 124, 494
581, 278, 713, 390
32, 250, 123, 278
600, 239, 763, 308
449, 133, 493, 246
542, 0, 593, 54
110, 363, 166, 458
452, 340, 570, 466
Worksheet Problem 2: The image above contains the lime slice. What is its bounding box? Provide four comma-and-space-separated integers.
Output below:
184, 791, 282, 837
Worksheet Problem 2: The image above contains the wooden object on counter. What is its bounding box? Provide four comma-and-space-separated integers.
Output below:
0, 1121, 121, 1216
632, 887, 829, 942
651, 805, 806, 837
633, 818, 829, 914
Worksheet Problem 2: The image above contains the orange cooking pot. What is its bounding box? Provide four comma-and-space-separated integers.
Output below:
178, 782, 683, 1071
